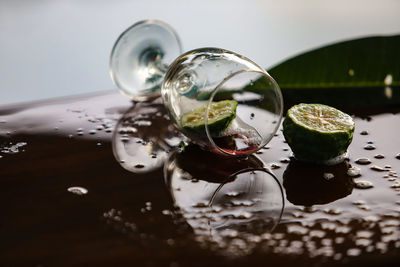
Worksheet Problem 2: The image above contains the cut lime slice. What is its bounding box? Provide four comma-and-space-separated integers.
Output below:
283, 103, 355, 162
181, 100, 238, 136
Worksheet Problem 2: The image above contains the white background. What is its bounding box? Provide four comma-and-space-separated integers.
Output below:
0, 0, 399, 106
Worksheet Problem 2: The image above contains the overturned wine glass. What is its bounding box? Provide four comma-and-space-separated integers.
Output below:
110, 20, 283, 156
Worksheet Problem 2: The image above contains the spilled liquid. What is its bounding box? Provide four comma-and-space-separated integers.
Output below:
215, 115, 263, 154
0, 91, 400, 266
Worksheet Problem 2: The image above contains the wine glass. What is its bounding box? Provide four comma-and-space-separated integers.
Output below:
110, 20, 283, 156
110, 19, 182, 101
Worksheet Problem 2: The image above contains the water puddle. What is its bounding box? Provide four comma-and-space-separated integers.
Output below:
0, 92, 399, 265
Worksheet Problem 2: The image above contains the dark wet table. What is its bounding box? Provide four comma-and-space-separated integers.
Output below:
1, 91, 400, 266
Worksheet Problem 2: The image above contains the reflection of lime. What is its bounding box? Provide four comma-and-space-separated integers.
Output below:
181, 100, 238, 136
283, 103, 355, 162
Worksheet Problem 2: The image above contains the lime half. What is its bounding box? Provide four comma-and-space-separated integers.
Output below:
283, 103, 355, 162
181, 100, 238, 136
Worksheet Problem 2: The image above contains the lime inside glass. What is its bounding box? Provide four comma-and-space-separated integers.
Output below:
206, 70, 283, 156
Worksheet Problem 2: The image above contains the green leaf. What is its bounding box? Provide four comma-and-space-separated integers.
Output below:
268, 35, 400, 88
266, 35, 400, 110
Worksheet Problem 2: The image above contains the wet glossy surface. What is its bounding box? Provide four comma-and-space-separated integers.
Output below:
1, 91, 400, 266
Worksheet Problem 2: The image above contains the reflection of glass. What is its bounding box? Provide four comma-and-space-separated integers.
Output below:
110, 20, 283, 156
112, 97, 185, 173
283, 159, 354, 206
164, 145, 284, 236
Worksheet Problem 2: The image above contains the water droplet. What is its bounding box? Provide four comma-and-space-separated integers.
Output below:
347, 248, 362, 257
67, 186, 88, 195
270, 163, 281, 169
322, 172, 335, 180
358, 205, 371, 211
370, 165, 387, 172
134, 164, 145, 169
355, 158, 371, 165
193, 202, 208, 208
364, 144, 376, 150
273, 233, 285, 240
353, 200, 366, 205
335, 226, 351, 234
287, 224, 309, 235
355, 180, 374, 189
120, 136, 130, 142
226, 191, 241, 197
396, 153, 400, 160
374, 154, 385, 159
347, 166, 361, 177
309, 230, 326, 239
390, 183, 400, 189
360, 130, 369, 135
220, 229, 238, 238
231, 211, 253, 219
356, 238, 372, 247
280, 158, 290, 163
135, 120, 152, 127
162, 209, 171, 215
231, 200, 254, 206
323, 208, 341, 215
364, 215, 379, 223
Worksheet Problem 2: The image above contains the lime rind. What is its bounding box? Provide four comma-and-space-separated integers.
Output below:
181, 100, 238, 136
283, 103, 355, 162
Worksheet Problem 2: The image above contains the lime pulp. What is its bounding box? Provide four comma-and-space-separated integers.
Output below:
181, 100, 238, 136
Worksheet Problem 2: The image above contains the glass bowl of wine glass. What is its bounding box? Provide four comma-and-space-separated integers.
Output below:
110, 20, 283, 156
162, 48, 283, 156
